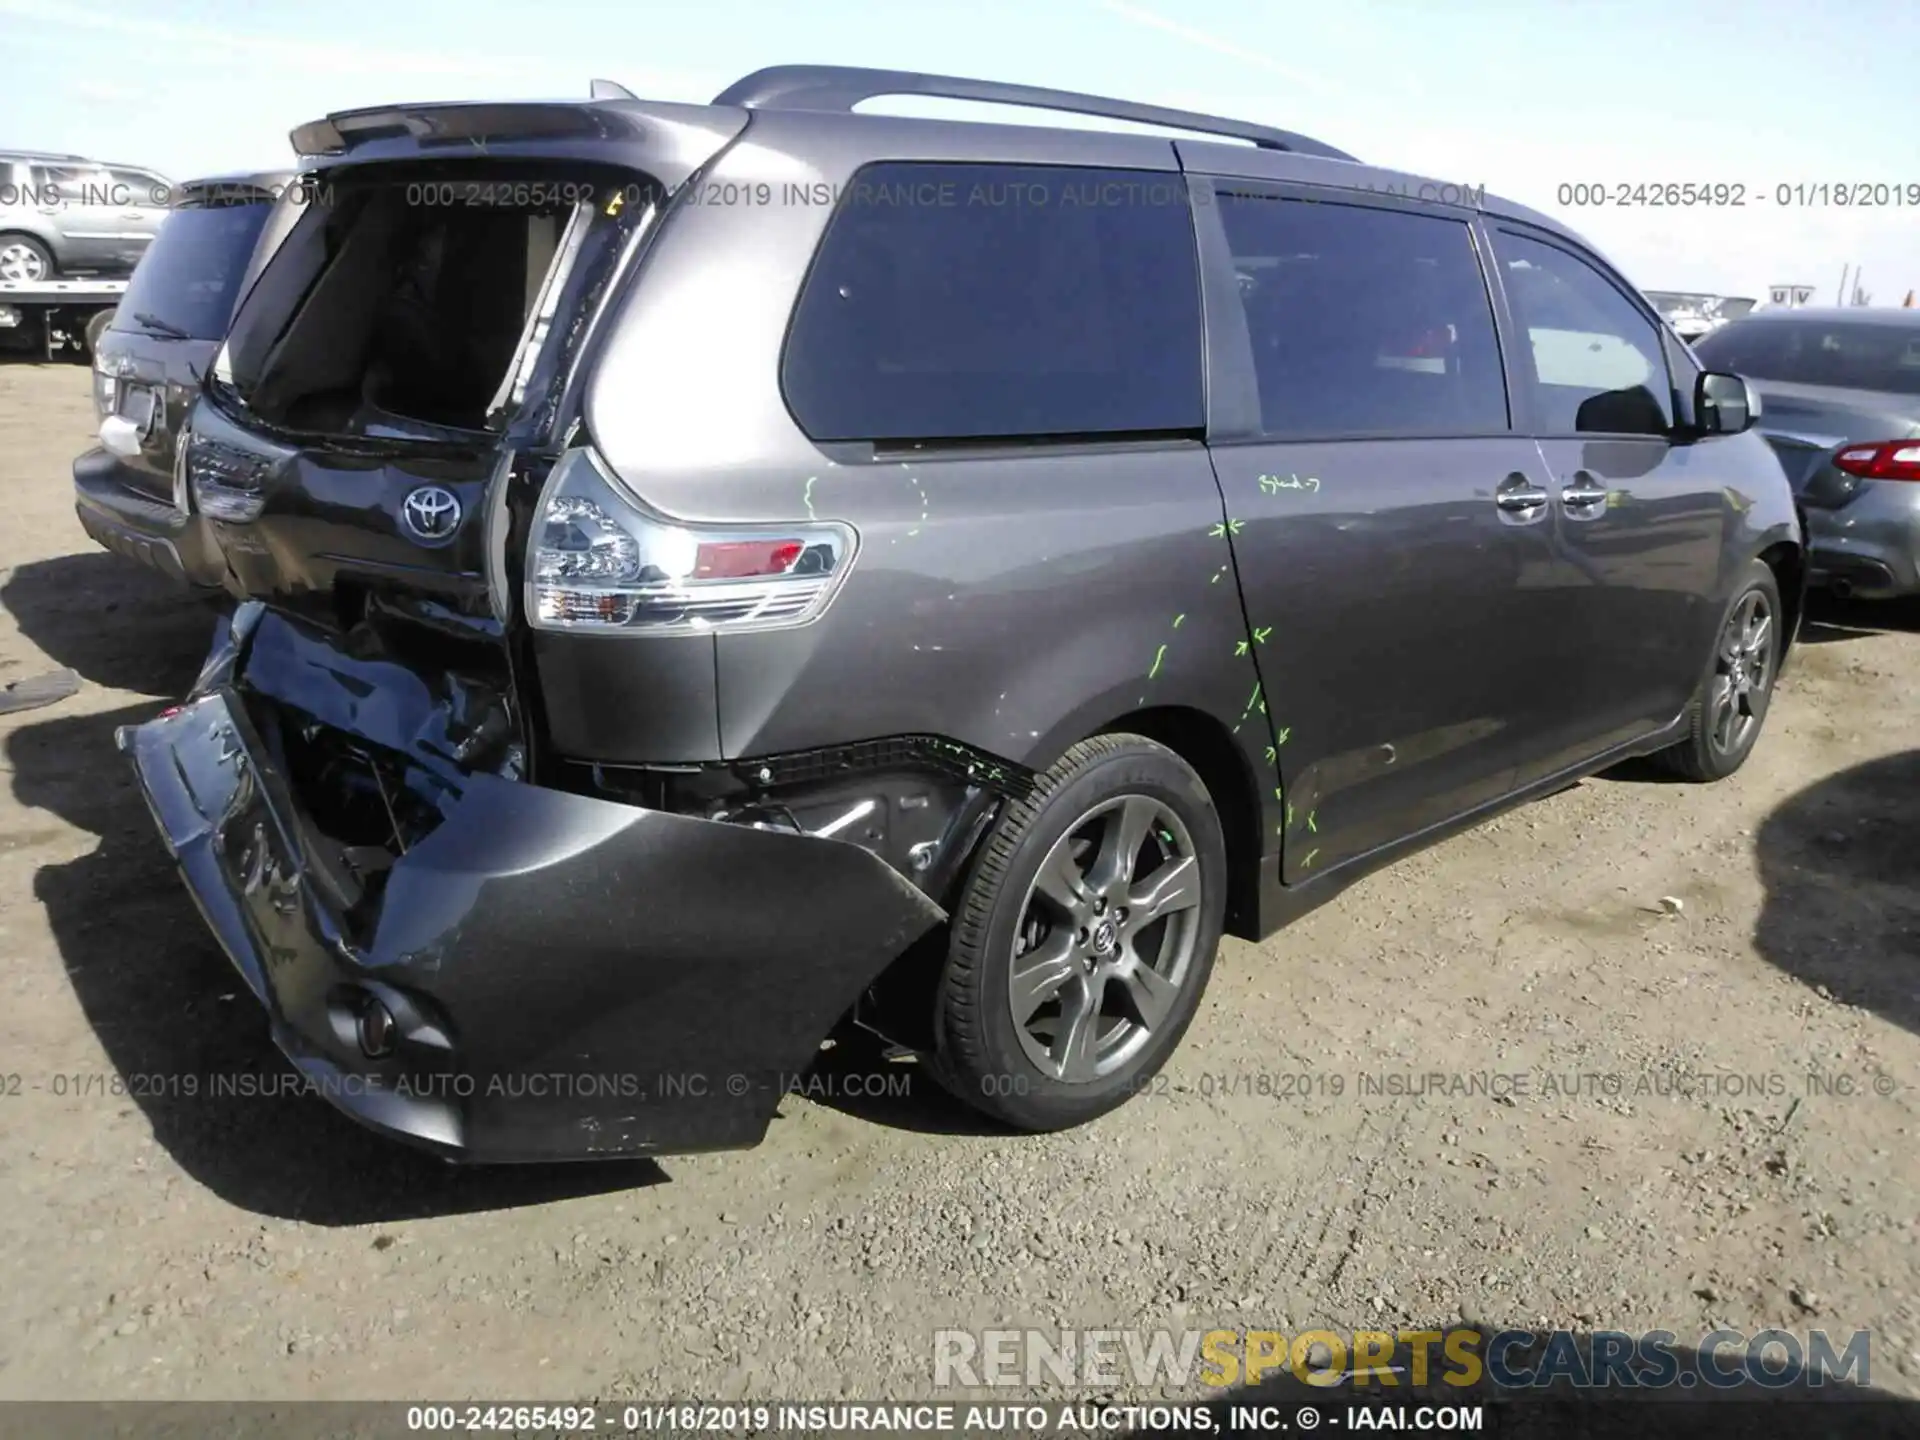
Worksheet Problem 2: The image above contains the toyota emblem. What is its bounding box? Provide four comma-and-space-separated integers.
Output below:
400, 484, 462, 543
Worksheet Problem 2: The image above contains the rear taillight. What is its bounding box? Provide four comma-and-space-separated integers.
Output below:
1831, 441, 1920, 481
525, 447, 856, 634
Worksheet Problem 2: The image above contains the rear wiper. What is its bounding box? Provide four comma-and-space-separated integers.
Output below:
130, 311, 192, 341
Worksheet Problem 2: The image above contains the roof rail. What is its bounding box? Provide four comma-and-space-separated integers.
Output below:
710, 65, 1357, 161
590, 79, 638, 100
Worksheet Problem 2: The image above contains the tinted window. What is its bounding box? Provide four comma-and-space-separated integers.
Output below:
1493, 231, 1672, 435
113, 202, 273, 341
1214, 194, 1508, 437
782, 163, 1203, 442
1694, 318, 1920, 397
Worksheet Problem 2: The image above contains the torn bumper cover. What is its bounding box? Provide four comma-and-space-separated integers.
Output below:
117, 621, 945, 1163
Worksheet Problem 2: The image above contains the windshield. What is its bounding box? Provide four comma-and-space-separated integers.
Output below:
111, 201, 274, 342
1695, 317, 1920, 396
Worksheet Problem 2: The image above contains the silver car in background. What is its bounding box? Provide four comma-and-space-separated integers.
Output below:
0, 149, 173, 281
1694, 307, 1920, 600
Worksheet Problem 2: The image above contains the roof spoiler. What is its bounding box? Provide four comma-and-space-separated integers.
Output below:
289, 101, 632, 157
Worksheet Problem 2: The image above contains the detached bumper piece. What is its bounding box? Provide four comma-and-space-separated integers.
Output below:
118, 668, 944, 1163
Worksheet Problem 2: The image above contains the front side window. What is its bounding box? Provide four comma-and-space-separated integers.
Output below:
781, 163, 1204, 443
1213, 192, 1509, 438
1493, 231, 1673, 436
108, 169, 169, 207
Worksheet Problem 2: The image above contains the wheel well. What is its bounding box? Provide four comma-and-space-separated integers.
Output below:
1095, 706, 1264, 940
1759, 538, 1805, 661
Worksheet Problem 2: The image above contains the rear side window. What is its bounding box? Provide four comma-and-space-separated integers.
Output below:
1694, 318, 1920, 397
1213, 193, 1509, 438
1492, 231, 1674, 435
781, 163, 1203, 443
113, 202, 273, 341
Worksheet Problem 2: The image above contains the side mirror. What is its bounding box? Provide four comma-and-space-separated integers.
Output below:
1696, 371, 1761, 434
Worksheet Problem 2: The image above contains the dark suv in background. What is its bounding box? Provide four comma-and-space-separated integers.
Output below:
120, 67, 1801, 1165
75, 171, 296, 589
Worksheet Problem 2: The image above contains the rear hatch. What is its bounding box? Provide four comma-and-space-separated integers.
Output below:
183, 97, 746, 873
93, 180, 284, 503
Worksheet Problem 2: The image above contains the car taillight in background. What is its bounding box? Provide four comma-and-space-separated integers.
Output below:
186, 433, 273, 522
526, 447, 857, 634
1831, 441, 1920, 482
92, 350, 132, 420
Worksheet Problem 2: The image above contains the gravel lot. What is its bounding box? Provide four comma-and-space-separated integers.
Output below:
0, 359, 1916, 1405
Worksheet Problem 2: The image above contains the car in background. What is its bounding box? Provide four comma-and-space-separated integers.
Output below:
74, 171, 297, 589
1694, 307, 1920, 599
0, 150, 173, 280
1645, 291, 1758, 344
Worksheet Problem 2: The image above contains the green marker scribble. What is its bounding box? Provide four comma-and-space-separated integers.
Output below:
1273, 787, 1283, 802
1301, 848, 1319, 869
1147, 644, 1168, 680
1286, 802, 1294, 827
1208, 522, 1226, 538
1264, 745, 1276, 764
1173, 613, 1186, 628
1252, 626, 1272, 645
901, 472, 929, 538
1276, 726, 1291, 745
1234, 640, 1248, 657
1259, 473, 1323, 495
1306, 810, 1318, 834
1243, 682, 1261, 712
802, 475, 818, 521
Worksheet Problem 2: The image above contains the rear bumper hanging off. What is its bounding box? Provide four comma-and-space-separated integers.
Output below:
118, 608, 946, 1163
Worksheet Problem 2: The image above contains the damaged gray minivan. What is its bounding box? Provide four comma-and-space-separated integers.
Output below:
122, 67, 1803, 1162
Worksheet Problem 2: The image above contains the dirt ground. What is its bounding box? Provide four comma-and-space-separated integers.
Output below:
0, 359, 1916, 1406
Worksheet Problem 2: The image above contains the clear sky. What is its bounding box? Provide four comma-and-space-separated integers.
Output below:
3, 0, 1916, 303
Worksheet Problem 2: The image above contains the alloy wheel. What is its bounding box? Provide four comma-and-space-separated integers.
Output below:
1006, 794, 1204, 1083
0, 242, 48, 283
1710, 589, 1773, 755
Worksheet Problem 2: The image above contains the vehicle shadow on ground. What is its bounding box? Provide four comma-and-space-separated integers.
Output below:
7, 701, 666, 1224
798, 1022, 1011, 1138
1, 552, 216, 697
1127, 1328, 1915, 1437
1797, 592, 1920, 645
1752, 747, 1920, 1042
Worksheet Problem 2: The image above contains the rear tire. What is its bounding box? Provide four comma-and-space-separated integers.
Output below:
930, 733, 1227, 1132
0, 233, 55, 283
1653, 559, 1782, 782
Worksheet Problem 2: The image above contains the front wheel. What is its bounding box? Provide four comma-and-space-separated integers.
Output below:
84, 307, 114, 358
1653, 558, 1782, 782
931, 733, 1227, 1131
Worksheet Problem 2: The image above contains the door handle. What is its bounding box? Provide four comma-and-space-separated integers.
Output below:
1560, 470, 1610, 518
1495, 472, 1549, 521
